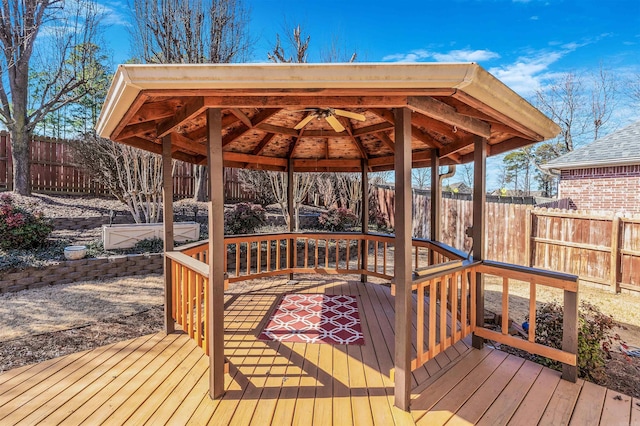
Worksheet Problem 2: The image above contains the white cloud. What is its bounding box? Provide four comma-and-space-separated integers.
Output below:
97, 1, 131, 27
488, 51, 564, 96
382, 48, 500, 63
530, 16, 539, 20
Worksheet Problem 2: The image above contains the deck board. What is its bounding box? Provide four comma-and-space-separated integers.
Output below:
0, 275, 633, 426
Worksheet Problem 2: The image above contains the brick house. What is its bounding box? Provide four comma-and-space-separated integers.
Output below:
542, 120, 640, 213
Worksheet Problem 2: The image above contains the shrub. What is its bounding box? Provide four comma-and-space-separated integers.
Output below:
530, 301, 618, 381
133, 237, 164, 254
0, 194, 53, 250
318, 207, 358, 232
224, 203, 266, 235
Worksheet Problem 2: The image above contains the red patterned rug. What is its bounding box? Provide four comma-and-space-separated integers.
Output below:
258, 294, 365, 345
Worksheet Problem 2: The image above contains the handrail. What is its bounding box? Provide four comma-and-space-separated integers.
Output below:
474, 260, 579, 381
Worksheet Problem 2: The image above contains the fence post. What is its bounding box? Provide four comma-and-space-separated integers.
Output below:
611, 215, 621, 293
524, 208, 532, 267
562, 288, 578, 382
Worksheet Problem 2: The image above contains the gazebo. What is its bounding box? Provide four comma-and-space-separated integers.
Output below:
95, 62, 578, 412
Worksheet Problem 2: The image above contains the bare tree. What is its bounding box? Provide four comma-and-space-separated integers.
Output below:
266, 171, 316, 231
316, 173, 338, 208
130, 0, 252, 201
629, 74, 640, 107
536, 66, 618, 154
0, 0, 102, 194
267, 25, 310, 64
412, 167, 430, 190
72, 135, 164, 223
337, 173, 362, 216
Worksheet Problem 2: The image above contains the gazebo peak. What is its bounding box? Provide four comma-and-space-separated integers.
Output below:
96, 62, 560, 172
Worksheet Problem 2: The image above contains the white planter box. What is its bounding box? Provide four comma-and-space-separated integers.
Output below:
102, 222, 200, 249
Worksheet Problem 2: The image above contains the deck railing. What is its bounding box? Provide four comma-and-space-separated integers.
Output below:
168, 232, 579, 382
165, 251, 210, 354
473, 260, 579, 380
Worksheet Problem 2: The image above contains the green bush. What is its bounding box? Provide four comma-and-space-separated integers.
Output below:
530, 301, 618, 381
0, 193, 53, 250
318, 207, 358, 232
224, 203, 266, 235
133, 237, 164, 253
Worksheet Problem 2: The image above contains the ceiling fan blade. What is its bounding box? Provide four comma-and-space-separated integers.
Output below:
333, 109, 366, 121
294, 114, 315, 130
325, 114, 346, 133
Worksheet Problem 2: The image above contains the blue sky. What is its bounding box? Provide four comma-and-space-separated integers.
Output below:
99, 0, 640, 188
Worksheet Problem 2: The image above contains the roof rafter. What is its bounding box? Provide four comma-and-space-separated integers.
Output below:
407, 96, 491, 139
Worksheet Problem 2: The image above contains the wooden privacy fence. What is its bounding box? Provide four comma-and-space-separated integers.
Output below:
373, 185, 640, 293
0, 132, 253, 200
527, 210, 640, 293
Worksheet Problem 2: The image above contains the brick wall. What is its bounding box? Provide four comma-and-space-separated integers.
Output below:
559, 165, 640, 213
0, 253, 163, 293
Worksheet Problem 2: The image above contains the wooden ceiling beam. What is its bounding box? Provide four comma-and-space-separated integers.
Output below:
222, 124, 250, 147
119, 136, 162, 155
294, 158, 362, 169
117, 121, 157, 140
230, 108, 253, 128
452, 91, 543, 141
221, 109, 282, 147
438, 136, 474, 158
223, 152, 288, 167
488, 136, 536, 157
203, 95, 408, 108
256, 123, 298, 137
377, 132, 395, 150
352, 122, 394, 137
407, 96, 491, 139
252, 133, 275, 155
171, 133, 208, 156
340, 117, 368, 159
111, 94, 151, 140
156, 97, 206, 138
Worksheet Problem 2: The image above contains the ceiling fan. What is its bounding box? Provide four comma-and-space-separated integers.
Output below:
293, 108, 366, 133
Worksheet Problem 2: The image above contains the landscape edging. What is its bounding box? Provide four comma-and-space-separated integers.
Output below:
0, 253, 163, 293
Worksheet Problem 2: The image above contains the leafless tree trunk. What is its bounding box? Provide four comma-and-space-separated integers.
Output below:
0, 0, 102, 194
131, 0, 252, 202
536, 66, 618, 154
316, 173, 338, 208
412, 168, 430, 189
337, 173, 362, 216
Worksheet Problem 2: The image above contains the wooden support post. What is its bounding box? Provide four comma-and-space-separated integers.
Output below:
393, 107, 412, 411
429, 149, 440, 265
288, 157, 295, 279
562, 289, 578, 382
162, 135, 175, 334
471, 135, 486, 350
361, 158, 369, 283
611, 215, 621, 293
207, 109, 225, 399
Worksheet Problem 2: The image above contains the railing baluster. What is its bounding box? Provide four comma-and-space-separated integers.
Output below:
304, 238, 309, 269
383, 242, 387, 275
196, 274, 203, 348
451, 271, 459, 343
325, 239, 329, 268
181, 265, 187, 328
203, 276, 209, 356
428, 280, 436, 358
257, 240, 262, 274
529, 281, 536, 343
266, 240, 271, 273
502, 276, 509, 335
346, 239, 351, 270
315, 238, 319, 269
415, 246, 419, 270
461, 269, 468, 336
235, 243, 240, 277
440, 276, 448, 351
276, 239, 281, 271
374, 241, 378, 273
189, 269, 196, 338
417, 281, 425, 366
335, 239, 340, 269
470, 269, 477, 332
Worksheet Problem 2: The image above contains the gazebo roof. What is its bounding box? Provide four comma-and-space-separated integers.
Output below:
96, 63, 560, 172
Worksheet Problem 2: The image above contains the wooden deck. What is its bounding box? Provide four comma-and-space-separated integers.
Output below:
1, 276, 637, 425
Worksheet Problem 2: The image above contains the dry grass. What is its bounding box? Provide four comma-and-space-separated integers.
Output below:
0, 275, 163, 342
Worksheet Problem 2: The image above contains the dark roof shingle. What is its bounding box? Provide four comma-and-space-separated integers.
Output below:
542, 120, 640, 171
